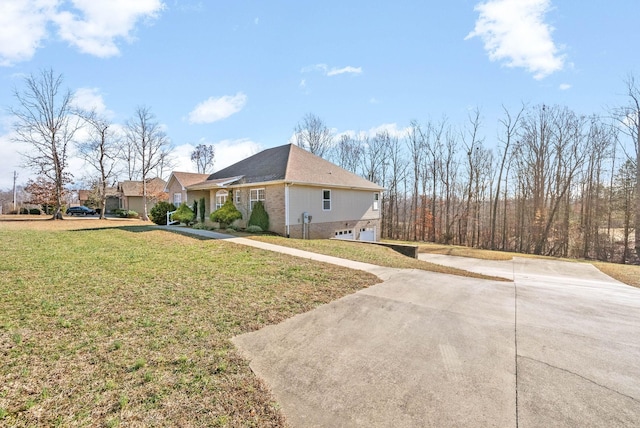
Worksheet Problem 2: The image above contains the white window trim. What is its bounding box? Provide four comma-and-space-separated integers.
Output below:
215, 190, 228, 210
322, 189, 331, 211
173, 192, 182, 205
373, 192, 379, 211
250, 188, 265, 210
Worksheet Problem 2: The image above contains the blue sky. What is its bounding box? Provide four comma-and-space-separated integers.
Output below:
1, 0, 638, 189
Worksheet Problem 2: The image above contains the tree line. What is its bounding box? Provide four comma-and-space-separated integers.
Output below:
7, 69, 215, 220
296, 79, 640, 264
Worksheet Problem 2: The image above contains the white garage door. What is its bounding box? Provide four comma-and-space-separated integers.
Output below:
334, 229, 354, 240
359, 228, 375, 242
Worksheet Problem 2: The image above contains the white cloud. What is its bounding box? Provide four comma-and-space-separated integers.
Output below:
466, 0, 565, 79
187, 92, 247, 124
72, 87, 115, 118
0, 0, 57, 66
301, 63, 363, 77
0, 129, 29, 189
559, 83, 571, 91
327, 66, 362, 76
0, 0, 164, 65
171, 138, 262, 173
328, 123, 411, 145
52, 0, 165, 57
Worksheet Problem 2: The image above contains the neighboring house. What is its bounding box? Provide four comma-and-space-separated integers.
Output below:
118, 177, 168, 214
78, 187, 119, 213
185, 143, 384, 240
164, 171, 211, 208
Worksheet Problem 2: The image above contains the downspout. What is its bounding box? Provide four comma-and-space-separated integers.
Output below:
285, 183, 290, 237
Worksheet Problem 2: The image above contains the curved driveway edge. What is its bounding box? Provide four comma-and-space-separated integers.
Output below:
233, 269, 517, 427
162, 227, 640, 426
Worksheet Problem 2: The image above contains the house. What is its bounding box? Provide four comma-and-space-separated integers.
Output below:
184, 144, 384, 240
78, 187, 119, 213
164, 171, 210, 208
117, 177, 168, 214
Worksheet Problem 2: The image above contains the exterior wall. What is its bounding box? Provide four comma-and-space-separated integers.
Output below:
288, 218, 382, 240
199, 183, 381, 240
286, 185, 381, 239
126, 197, 145, 215
186, 190, 210, 219
121, 197, 165, 217
225, 184, 285, 233
166, 179, 186, 206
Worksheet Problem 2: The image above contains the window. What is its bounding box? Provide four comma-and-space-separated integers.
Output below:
215, 190, 228, 210
173, 192, 182, 205
250, 188, 265, 210
322, 189, 331, 211
373, 192, 379, 210
235, 189, 241, 203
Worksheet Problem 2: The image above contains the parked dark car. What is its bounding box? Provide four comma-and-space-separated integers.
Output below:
66, 206, 97, 216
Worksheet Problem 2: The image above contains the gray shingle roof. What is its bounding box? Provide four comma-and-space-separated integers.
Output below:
190, 144, 383, 190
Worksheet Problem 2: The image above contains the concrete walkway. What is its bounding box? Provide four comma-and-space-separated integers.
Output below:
164, 226, 640, 426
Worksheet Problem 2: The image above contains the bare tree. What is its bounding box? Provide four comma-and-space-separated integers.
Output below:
614, 74, 640, 258
124, 106, 173, 220
332, 134, 363, 173
10, 69, 80, 219
491, 104, 525, 249
77, 110, 121, 219
190, 144, 215, 173
461, 108, 484, 245
294, 113, 334, 158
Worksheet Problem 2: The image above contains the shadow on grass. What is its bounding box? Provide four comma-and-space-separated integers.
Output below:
0, 216, 53, 222
69, 224, 218, 241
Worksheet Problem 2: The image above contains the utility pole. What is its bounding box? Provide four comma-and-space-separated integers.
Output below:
13, 170, 17, 211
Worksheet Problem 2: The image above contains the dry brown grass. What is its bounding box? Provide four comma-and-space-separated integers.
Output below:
398, 240, 640, 288
0, 219, 379, 426
592, 262, 640, 288
414, 242, 515, 260
249, 236, 510, 282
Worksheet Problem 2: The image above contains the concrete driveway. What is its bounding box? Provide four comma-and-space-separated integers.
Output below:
233, 252, 640, 427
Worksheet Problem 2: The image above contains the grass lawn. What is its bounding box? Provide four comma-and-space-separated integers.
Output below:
414, 241, 640, 288
249, 236, 639, 288
0, 219, 379, 426
248, 236, 510, 282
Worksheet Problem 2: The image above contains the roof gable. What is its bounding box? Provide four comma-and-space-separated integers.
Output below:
207, 145, 290, 184
119, 178, 167, 197
190, 144, 383, 191
171, 171, 210, 188
284, 144, 383, 189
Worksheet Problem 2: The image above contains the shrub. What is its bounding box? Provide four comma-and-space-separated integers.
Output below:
192, 200, 198, 222
192, 223, 208, 230
248, 200, 269, 231
20, 207, 29, 214
199, 197, 205, 224
29, 208, 41, 215
210, 198, 242, 227
150, 201, 176, 225
172, 203, 195, 226
115, 209, 138, 218
246, 225, 263, 233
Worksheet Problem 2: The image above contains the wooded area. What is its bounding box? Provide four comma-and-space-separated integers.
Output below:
326, 102, 638, 264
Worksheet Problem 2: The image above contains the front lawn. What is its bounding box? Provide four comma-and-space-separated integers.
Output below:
0, 220, 379, 426
249, 236, 510, 282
